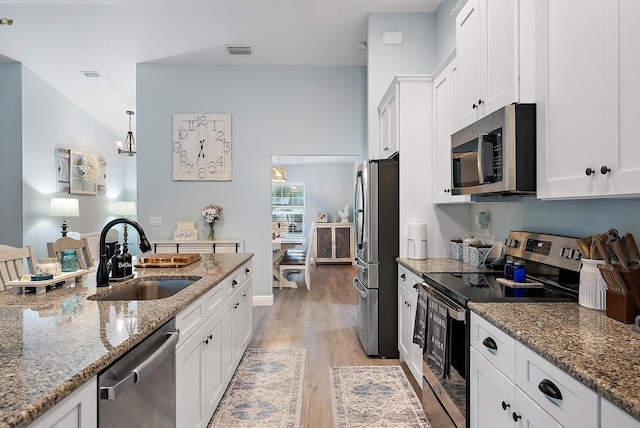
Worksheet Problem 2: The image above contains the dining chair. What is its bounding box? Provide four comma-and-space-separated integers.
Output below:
47, 237, 94, 270
279, 222, 316, 290
0, 245, 37, 290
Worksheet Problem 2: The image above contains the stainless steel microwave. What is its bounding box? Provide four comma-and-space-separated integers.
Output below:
451, 103, 536, 196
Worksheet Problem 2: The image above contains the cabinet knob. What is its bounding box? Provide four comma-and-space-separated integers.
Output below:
478, 99, 484, 105
501, 401, 510, 411
585, 167, 595, 176
472, 103, 478, 109
538, 379, 563, 400
232, 279, 238, 287
512, 412, 522, 422
412, 283, 419, 290
401, 273, 406, 280
245, 268, 251, 274
600, 165, 611, 175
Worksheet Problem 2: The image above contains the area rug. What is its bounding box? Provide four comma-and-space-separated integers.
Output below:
208, 348, 306, 428
330, 366, 431, 428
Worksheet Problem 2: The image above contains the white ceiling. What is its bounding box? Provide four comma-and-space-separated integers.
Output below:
0, 0, 443, 139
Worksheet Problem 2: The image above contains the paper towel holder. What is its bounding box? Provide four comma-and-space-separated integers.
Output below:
407, 223, 428, 260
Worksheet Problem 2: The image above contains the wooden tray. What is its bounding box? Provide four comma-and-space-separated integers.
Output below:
496, 277, 544, 289
5, 269, 89, 295
134, 253, 201, 268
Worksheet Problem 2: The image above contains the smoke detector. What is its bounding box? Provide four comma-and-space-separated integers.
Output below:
226, 46, 253, 55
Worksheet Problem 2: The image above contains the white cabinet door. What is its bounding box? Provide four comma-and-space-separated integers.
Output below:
469, 348, 515, 428
537, 0, 640, 199
456, 0, 483, 127
456, 0, 519, 130
240, 278, 253, 350
433, 57, 472, 204
514, 388, 564, 428
176, 325, 205, 428
397, 281, 413, 363
202, 307, 226, 421
601, 397, 640, 428
379, 88, 399, 158
28, 377, 98, 428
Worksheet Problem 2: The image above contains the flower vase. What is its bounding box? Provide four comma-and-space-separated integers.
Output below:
208, 223, 215, 241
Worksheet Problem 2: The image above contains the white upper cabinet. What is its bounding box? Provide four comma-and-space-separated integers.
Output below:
536, 0, 640, 199
455, 0, 523, 130
379, 89, 399, 158
433, 54, 472, 204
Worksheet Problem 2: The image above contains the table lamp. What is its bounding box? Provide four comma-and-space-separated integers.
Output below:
114, 201, 136, 246
49, 198, 79, 237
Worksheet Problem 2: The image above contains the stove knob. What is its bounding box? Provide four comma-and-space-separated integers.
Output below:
574, 250, 582, 260
511, 239, 520, 248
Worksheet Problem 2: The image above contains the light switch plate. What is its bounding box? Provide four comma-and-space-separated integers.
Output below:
149, 216, 162, 226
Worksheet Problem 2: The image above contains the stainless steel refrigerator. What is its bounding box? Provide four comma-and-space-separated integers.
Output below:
353, 156, 399, 358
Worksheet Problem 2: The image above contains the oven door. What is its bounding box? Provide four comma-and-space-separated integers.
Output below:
422, 284, 468, 428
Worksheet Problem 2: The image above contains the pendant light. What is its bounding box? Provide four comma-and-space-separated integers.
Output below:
116, 111, 136, 156
272, 157, 287, 183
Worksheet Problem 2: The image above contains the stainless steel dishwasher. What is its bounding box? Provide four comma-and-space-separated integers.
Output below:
98, 318, 179, 427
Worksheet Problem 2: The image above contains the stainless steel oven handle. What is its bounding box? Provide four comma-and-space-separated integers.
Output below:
423, 282, 466, 322
352, 278, 368, 298
100, 330, 180, 400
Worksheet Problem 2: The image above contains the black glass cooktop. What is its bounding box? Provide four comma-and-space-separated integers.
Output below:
422, 272, 578, 307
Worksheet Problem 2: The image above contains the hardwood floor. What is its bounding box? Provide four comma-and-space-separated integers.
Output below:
250, 263, 455, 428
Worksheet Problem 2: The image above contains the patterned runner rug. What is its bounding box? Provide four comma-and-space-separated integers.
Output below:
330, 366, 431, 427
208, 348, 306, 428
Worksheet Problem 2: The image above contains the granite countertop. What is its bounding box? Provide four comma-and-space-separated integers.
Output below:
469, 302, 640, 420
0, 252, 253, 428
397, 257, 494, 277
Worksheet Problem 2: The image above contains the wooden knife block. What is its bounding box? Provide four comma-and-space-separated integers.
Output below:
605, 290, 639, 324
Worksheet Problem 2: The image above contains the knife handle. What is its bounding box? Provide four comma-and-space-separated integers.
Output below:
593, 235, 611, 265
610, 240, 630, 270
624, 233, 640, 262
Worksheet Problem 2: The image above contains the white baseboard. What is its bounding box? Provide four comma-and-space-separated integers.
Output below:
252, 294, 274, 306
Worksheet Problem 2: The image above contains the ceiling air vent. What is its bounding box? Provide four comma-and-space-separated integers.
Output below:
226, 46, 252, 55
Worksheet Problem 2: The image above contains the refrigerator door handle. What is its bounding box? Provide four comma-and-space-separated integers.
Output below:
353, 257, 368, 272
352, 278, 368, 298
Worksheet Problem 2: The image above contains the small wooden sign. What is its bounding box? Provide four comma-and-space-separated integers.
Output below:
174, 229, 197, 241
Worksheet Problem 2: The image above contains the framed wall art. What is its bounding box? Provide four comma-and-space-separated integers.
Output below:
172, 113, 232, 181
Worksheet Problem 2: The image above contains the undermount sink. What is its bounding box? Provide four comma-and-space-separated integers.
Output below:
89, 276, 201, 301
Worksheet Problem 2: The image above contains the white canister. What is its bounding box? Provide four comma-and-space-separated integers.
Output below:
462, 238, 481, 265
579, 258, 607, 310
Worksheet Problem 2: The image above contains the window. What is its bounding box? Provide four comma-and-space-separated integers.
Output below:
272, 184, 304, 237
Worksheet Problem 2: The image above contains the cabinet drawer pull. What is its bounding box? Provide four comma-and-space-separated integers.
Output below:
501, 401, 510, 411
413, 283, 419, 290
245, 268, 251, 274
401, 273, 406, 280
512, 412, 521, 422
232, 279, 238, 287
538, 379, 563, 400
601, 165, 611, 175
482, 337, 497, 350
585, 167, 595, 176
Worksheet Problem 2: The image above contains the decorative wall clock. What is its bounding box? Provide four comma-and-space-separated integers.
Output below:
172, 113, 232, 181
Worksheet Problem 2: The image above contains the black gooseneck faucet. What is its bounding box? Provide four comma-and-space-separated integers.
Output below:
96, 218, 152, 287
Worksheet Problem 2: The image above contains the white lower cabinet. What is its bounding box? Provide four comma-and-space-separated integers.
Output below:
176, 260, 253, 428
397, 265, 423, 386
471, 312, 640, 428
28, 377, 98, 428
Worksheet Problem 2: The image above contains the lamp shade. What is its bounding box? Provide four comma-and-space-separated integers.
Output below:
49, 198, 79, 217
114, 201, 136, 216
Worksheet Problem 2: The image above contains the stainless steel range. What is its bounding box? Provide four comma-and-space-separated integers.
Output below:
420, 231, 582, 428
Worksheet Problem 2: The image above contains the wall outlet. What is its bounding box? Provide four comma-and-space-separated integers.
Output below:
149, 216, 162, 226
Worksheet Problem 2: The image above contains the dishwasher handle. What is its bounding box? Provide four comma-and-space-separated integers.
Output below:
100, 330, 179, 400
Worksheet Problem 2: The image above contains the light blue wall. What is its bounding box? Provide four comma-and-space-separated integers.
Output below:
282, 162, 357, 239
435, 0, 458, 65
367, 13, 437, 158
19, 66, 133, 260
136, 65, 367, 301
0, 63, 23, 247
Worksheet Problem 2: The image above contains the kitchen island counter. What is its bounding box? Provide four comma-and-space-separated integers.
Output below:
0, 252, 253, 428
469, 302, 640, 421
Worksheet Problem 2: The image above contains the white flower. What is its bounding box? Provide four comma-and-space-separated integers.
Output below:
202, 204, 224, 225
80, 153, 101, 182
